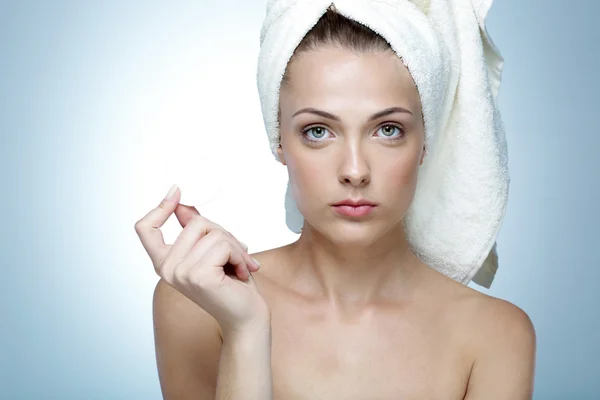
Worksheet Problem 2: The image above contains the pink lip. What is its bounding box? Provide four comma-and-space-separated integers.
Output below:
332, 198, 378, 207
332, 204, 375, 217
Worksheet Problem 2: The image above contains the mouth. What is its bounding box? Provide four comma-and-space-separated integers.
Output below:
331, 199, 378, 207
331, 199, 378, 218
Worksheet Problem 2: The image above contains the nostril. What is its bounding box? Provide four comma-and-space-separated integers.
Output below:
341, 175, 370, 186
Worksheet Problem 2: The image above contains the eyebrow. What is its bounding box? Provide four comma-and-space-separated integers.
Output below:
291, 106, 414, 121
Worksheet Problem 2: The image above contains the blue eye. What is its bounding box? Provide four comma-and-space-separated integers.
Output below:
302, 126, 330, 143
377, 124, 405, 139
301, 124, 405, 144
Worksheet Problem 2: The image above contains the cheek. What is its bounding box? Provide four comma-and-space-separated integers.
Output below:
286, 154, 327, 201
381, 150, 421, 193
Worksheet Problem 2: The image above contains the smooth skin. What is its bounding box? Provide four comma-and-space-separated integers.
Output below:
135, 186, 273, 400
140, 46, 536, 400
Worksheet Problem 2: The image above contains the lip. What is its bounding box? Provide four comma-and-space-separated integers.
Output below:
331, 199, 377, 218
332, 204, 376, 217
331, 199, 378, 207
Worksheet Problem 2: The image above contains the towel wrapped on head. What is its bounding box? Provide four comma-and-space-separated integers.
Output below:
256, 0, 508, 288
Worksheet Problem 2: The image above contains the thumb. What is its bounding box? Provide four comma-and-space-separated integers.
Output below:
174, 203, 200, 228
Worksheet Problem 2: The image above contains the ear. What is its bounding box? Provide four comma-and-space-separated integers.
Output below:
276, 145, 287, 165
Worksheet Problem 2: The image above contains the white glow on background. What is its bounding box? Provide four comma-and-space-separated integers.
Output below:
1, 0, 598, 398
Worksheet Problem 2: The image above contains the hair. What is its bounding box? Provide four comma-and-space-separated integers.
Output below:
281, 6, 394, 87
277, 6, 395, 130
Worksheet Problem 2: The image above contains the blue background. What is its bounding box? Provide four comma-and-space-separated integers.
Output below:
1, 1, 598, 398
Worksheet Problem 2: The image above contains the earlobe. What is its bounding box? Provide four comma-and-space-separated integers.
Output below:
276, 145, 287, 165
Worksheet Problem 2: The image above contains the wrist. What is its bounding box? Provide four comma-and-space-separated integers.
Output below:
217, 320, 273, 400
221, 319, 271, 343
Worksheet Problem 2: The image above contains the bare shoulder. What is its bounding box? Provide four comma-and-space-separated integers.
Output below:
445, 282, 536, 399
457, 286, 536, 353
420, 266, 535, 337
248, 244, 294, 288
153, 278, 222, 400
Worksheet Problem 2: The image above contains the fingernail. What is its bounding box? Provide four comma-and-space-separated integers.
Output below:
165, 184, 178, 200
240, 242, 249, 251
252, 257, 261, 269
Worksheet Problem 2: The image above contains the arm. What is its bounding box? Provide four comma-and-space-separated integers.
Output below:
153, 278, 274, 400
463, 299, 537, 400
146, 191, 272, 399
153, 278, 222, 399
217, 323, 273, 399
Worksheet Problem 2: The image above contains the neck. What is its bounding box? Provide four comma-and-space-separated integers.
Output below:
286, 221, 424, 312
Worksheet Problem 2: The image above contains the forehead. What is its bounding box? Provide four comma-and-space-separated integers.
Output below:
280, 46, 421, 111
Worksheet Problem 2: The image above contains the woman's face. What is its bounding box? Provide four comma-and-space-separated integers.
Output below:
277, 46, 425, 246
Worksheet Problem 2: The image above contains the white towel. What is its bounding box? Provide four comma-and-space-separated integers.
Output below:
256, 0, 508, 288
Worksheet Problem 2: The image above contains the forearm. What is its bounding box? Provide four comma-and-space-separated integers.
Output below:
216, 325, 273, 400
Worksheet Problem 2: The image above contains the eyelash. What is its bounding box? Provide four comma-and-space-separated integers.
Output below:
301, 124, 406, 144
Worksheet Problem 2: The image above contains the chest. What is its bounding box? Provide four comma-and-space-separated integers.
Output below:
268, 307, 471, 400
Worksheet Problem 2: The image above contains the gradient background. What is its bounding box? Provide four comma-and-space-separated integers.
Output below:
1, 0, 598, 398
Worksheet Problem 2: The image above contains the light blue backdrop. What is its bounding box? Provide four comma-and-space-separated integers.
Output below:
1, 1, 598, 399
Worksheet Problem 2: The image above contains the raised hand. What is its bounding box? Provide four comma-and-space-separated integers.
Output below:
135, 185, 270, 335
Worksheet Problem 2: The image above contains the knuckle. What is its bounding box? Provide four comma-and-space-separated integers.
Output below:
154, 258, 168, 277
210, 228, 227, 242
217, 229, 230, 240
215, 239, 232, 252
191, 214, 205, 224
133, 219, 145, 233
157, 252, 173, 271
172, 264, 188, 285
187, 214, 206, 231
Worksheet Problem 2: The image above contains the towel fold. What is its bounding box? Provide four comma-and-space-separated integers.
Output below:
256, 0, 509, 288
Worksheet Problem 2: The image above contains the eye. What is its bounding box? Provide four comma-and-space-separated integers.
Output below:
376, 124, 405, 139
302, 126, 331, 142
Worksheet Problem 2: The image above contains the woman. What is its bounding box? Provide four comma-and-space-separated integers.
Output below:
135, 5, 536, 399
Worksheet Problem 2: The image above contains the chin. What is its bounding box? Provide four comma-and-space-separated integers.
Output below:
313, 218, 389, 248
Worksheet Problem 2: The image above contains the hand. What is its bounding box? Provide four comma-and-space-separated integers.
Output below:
135, 185, 270, 334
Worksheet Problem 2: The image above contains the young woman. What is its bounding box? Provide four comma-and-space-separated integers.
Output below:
135, 6, 536, 400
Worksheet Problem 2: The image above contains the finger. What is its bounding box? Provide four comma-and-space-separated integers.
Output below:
186, 230, 250, 281
247, 256, 260, 272
174, 203, 200, 228
171, 215, 256, 277
220, 231, 258, 272
205, 231, 252, 281
169, 214, 215, 262
134, 185, 181, 266
163, 222, 223, 284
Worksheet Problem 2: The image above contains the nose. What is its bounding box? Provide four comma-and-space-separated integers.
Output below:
338, 142, 370, 187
